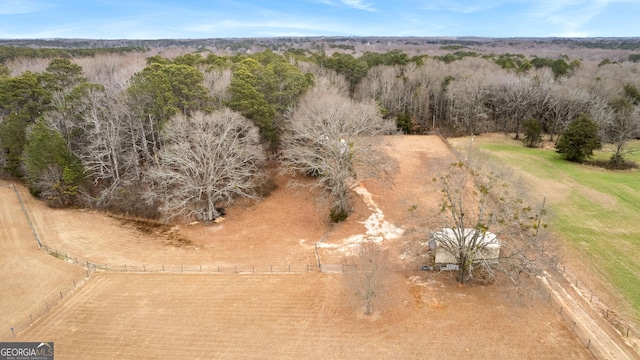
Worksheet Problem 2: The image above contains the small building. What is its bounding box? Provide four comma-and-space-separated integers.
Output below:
428, 228, 500, 265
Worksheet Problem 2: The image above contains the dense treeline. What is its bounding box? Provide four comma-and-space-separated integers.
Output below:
0, 46, 146, 63
1, 45, 638, 222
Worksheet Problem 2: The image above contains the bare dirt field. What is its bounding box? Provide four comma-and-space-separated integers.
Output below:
13, 174, 327, 268
0, 182, 85, 340
15, 272, 590, 360
2, 135, 606, 358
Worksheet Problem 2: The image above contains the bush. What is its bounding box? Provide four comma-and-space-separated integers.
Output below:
329, 206, 349, 223
396, 113, 415, 134
522, 118, 543, 148
589, 159, 639, 170
254, 176, 278, 197
556, 114, 602, 163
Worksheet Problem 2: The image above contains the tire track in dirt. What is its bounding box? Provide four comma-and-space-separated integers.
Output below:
543, 268, 640, 359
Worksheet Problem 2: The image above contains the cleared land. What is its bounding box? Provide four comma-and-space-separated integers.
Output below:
451, 135, 640, 318
3, 135, 600, 358
15, 272, 589, 360
0, 182, 85, 340
450, 134, 640, 356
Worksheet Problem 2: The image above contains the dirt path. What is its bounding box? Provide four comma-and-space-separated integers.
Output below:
0, 182, 85, 340
543, 271, 640, 359
4, 134, 626, 358
14, 272, 590, 360
448, 134, 640, 360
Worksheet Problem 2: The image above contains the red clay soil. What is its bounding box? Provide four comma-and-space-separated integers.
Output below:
15, 272, 590, 360
0, 182, 85, 340
2, 135, 609, 358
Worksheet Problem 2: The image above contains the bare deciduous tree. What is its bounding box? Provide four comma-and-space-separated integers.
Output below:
76, 52, 147, 92
603, 97, 640, 164
447, 72, 492, 135
145, 109, 266, 222
490, 73, 540, 139
298, 62, 350, 96
280, 89, 395, 221
202, 67, 232, 106
432, 157, 545, 285
75, 88, 128, 201
344, 240, 391, 316
543, 84, 590, 142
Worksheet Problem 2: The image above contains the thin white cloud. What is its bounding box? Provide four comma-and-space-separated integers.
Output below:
341, 0, 376, 11
315, 0, 377, 12
419, 0, 508, 13
0, 0, 49, 15
185, 19, 352, 36
529, 0, 627, 36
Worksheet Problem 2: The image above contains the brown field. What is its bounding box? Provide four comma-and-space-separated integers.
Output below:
15, 272, 589, 360
0, 183, 85, 340
1, 135, 597, 358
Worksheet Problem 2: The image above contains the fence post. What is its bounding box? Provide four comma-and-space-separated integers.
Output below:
124, 264, 127, 272
86, 269, 89, 278
288, 264, 291, 273
10, 327, 14, 338
12, 184, 42, 248
200, 265, 203, 272
59, 291, 63, 299
560, 307, 563, 315
162, 264, 165, 272
587, 339, 591, 349
252, 265, 255, 273
73, 281, 76, 289
217, 265, 220, 272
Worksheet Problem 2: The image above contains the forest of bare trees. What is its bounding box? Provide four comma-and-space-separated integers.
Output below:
1, 38, 639, 222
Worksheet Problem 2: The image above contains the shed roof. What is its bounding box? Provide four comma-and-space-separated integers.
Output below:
430, 228, 500, 249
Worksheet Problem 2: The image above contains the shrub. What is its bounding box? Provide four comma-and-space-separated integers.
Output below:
556, 114, 602, 163
589, 159, 639, 170
329, 206, 349, 223
523, 118, 543, 148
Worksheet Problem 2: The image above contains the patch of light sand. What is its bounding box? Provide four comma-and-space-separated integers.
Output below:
317, 185, 404, 256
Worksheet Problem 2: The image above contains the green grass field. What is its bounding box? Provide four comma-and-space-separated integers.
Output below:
452, 136, 640, 321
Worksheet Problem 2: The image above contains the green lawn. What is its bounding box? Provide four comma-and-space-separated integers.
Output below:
453, 136, 640, 320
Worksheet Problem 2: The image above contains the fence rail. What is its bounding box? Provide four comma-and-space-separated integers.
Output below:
1, 276, 87, 342
11, 184, 41, 249
15, 238, 640, 358
8, 181, 639, 358
540, 261, 640, 359
85, 262, 323, 274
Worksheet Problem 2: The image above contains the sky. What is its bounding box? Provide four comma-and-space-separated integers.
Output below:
0, 0, 639, 39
